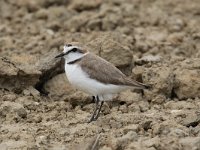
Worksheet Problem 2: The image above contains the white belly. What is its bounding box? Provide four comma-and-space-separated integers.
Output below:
65, 63, 127, 101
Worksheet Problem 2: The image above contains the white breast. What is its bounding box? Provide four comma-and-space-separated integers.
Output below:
64, 63, 128, 101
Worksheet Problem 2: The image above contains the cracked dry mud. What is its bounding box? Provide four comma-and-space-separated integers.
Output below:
0, 0, 200, 150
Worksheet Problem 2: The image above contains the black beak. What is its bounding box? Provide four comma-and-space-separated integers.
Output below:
55, 53, 64, 58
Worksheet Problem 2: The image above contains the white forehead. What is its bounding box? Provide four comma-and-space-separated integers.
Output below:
63, 45, 78, 53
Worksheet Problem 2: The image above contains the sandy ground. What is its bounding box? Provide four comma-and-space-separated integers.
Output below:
0, 0, 200, 149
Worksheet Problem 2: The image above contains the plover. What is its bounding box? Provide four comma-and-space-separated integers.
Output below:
55, 44, 149, 122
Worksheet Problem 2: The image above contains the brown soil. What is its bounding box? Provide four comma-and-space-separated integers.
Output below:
0, 0, 200, 149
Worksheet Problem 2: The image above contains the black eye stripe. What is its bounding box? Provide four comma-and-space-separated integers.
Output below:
68, 48, 77, 53
65, 48, 82, 55
72, 48, 77, 52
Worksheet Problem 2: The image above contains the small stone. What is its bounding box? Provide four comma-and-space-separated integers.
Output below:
168, 18, 186, 32
27, 86, 40, 99
123, 124, 139, 134
143, 137, 160, 148
64, 137, 72, 142
28, 115, 42, 123
128, 103, 140, 112
34, 116, 42, 123
151, 94, 165, 104
179, 137, 200, 150
118, 90, 142, 105
132, 66, 145, 81
2, 94, 17, 101
0, 101, 27, 120
167, 33, 184, 44
36, 135, 48, 146
109, 131, 138, 150
135, 55, 162, 65
142, 64, 174, 99
70, 0, 102, 11
139, 101, 150, 112
17, 108, 27, 119
181, 113, 200, 127
140, 120, 152, 131
70, 136, 100, 150
174, 69, 200, 99
169, 129, 188, 137
23, 89, 31, 96
34, 9, 48, 19
119, 105, 128, 113
118, 131, 138, 143
164, 101, 196, 110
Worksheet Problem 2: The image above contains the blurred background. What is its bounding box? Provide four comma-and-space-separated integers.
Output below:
0, 0, 200, 149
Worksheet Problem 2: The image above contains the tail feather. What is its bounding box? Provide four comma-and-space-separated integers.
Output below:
125, 78, 151, 89
133, 81, 151, 89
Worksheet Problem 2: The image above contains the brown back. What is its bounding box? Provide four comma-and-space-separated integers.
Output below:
78, 53, 147, 89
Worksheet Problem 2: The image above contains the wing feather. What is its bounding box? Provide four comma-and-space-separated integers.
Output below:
78, 53, 148, 89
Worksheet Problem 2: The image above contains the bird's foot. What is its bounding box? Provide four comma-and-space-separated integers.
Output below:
87, 101, 104, 123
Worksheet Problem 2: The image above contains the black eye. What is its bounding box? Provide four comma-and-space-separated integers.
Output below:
72, 48, 77, 52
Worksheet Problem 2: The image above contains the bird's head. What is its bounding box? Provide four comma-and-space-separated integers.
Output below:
55, 44, 87, 62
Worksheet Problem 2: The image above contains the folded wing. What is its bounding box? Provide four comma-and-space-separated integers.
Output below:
79, 53, 149, 89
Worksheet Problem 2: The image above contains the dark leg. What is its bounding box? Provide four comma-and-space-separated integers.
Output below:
93, 101, 104, 121
88, 96, 104, 123
88, 96, 99, 123
92, 96, 95, 102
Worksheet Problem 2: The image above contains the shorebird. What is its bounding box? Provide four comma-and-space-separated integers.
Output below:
55, 44, 149, 122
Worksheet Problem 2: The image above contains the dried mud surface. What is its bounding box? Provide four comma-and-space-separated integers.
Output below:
0, 0, 200, 150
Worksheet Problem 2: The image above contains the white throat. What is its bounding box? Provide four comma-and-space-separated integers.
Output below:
64, 52, 86, 64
